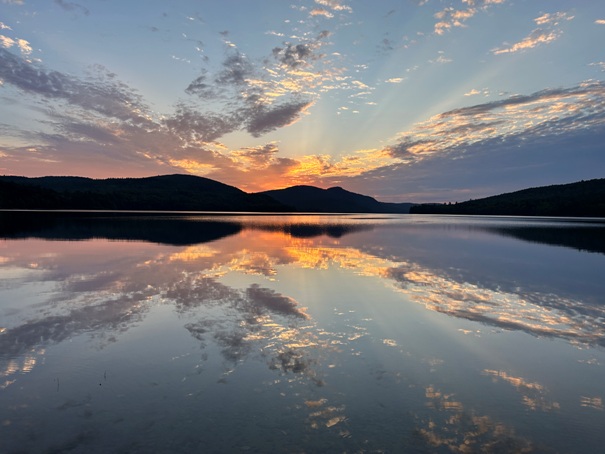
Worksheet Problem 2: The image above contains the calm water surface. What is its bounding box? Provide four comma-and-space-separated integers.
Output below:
1, 212, 604, 453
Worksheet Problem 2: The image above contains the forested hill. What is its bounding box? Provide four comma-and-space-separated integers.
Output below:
0, 175, 415, 213
258, 185, 414, 213
0, 175, 288, 212
410, 179, 605, 217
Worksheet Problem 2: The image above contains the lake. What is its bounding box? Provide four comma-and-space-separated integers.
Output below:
1, 212, 604, 453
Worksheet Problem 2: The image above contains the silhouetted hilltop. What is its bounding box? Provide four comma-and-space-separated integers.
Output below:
0, 174, 287, 212
258, 185, 414, 213
410, 179, 605, 217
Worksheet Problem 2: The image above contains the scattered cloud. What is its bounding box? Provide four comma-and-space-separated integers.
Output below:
596, 19, 605, 25
434, 7, 477, 35
493, 11, 573, 55
389, 81, 605, 161
273, 43, 317, 69
492, 29, 561, 54
386, 77, 405, 84
464, 88, 490, 97
590, 61, 605, 72
429, 51, 452, 64
310, 8, 334, 19
314, 0, 352, 13
0, 50, 151, 123
246, 100, 314, 137
433, 0, 506, 35
534, 12, 574, 26
0, 35, 32, 56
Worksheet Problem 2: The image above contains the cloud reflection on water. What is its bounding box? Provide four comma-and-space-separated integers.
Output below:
2, 215, 605, 384
1, 214, 604, 451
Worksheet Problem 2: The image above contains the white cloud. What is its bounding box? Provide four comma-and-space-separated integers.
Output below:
534, 12, 574, 25
0, 35, 32, 55
314, 0, 352, 13
492, 29, 560, 55
310, 8, 334, 18
595, 19, 605, 25
493, 11, 573, 55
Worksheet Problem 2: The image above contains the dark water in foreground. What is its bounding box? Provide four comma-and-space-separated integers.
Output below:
1, 212, 604, 453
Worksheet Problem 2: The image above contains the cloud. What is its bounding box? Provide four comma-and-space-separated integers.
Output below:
434, 7, 477, 35
492, 29, 561, 54
389, 81, 605, 160
0, 42, 322, 182
273, 43, 316, 69
246, 100, 314, 137
0, 50, 151, 124
0, 34, 32, 55
54, 0, 89, 16
164, 104, 240, 143
230, 143, 279, 168
493, 11, 573, 55
310, 8, 334, 18
314, 0, 352, 13
307, 81, 605, 201
433, 0, 506, 35
272, 30, 330, 71
245, 284, 308, 319
596, 19, 605, 25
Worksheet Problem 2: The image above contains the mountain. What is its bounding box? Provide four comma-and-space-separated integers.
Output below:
0, 174, 288, 212
410, 179, 605, 217
257, 185, 414, 213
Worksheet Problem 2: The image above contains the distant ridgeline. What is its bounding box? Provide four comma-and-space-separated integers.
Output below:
0, 175, 287, 212
410, 179, 605, 217
258, 185, 414, 214
0, 175, 414, 213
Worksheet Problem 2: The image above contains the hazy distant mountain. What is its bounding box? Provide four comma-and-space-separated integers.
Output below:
0, 174, 287, 212
410, 179, 605, 217
258, 185, 414, 213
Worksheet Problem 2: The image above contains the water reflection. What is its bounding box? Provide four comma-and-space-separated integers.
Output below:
1, 212, 604, 452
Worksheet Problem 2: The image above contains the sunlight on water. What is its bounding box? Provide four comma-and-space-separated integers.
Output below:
0, 212, 604, 452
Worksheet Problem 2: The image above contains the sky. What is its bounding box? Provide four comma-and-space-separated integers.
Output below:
1, 0, 604, 202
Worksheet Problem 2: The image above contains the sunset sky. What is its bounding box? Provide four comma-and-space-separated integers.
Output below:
1, 0, 604, 202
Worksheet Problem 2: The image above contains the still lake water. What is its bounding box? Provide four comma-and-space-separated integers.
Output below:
1, 212, 604, 453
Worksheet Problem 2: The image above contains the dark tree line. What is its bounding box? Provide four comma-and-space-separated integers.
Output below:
410, 179, 605, 217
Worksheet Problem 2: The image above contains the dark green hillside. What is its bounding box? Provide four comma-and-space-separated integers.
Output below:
258, 185, 414, 213
410, 179, 605, 217
0, 174, 287, 212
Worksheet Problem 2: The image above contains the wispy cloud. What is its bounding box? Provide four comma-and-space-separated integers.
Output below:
0, 50, 150, 123
492, 29, 561, 55
314, 0, 352, 13
54, 0, 90, 16
310, 8, 334, 19
493, 11, 573, 54
433, 0, 506, 35
595, 19, 605, 25
309, 80, 605, 201
464, 88, 490, 97
388, 81, 605, 161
